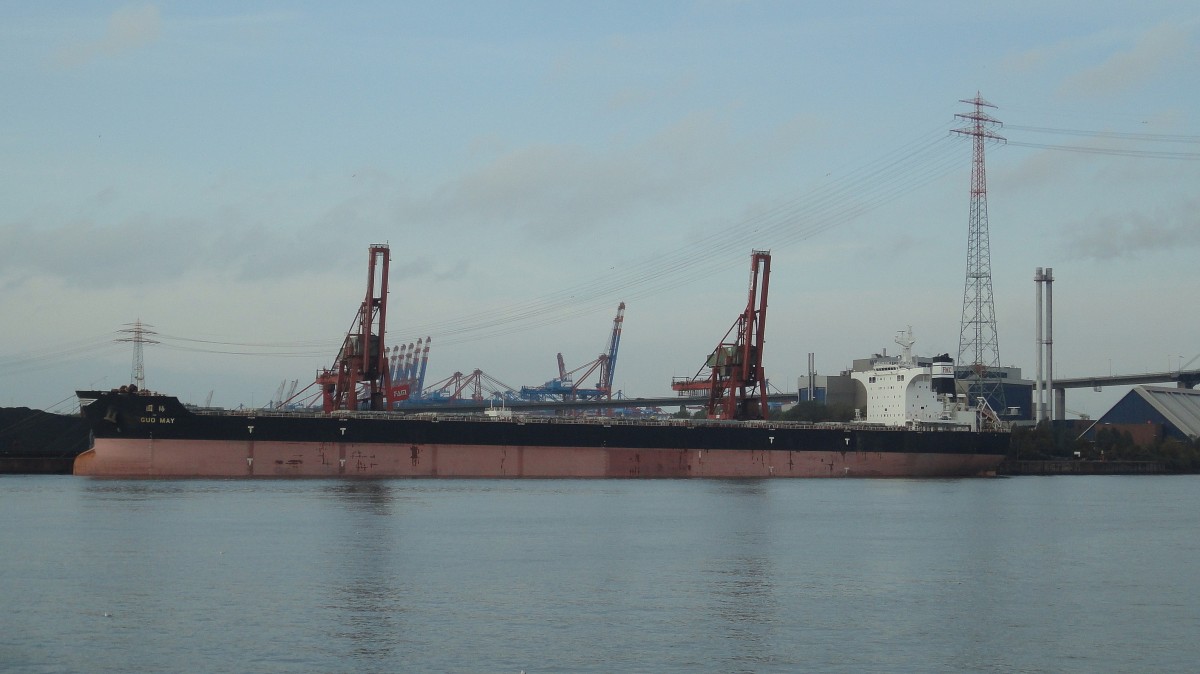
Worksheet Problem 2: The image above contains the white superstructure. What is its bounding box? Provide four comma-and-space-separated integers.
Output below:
850, 328, 979, 430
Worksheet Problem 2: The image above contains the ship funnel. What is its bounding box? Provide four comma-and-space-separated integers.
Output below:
931, 353, 956, 397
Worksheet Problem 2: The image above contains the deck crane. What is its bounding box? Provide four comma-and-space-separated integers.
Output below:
315, 244, 397, 412
671, 250, 771, 420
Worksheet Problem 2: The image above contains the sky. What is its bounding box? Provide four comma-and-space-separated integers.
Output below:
2, 1, 1198, 418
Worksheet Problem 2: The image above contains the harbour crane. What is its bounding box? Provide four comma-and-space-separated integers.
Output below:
421, 369, 520, 403
598, 302, 625, 397
671, 250, 771, 420
315, 244, 395, 411
384, 337, 432, 406
520, 302, 625, 403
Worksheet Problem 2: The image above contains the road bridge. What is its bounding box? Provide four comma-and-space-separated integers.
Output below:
1049, 369, 1200, 420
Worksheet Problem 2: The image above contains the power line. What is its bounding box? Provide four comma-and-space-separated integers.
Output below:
155, 343, 333, 357
398, 122, 967, 345
152, 333, 336, 349
1005, 140, 1200, 160
1005, 124, 1200, 144
12, 113, 1190, 365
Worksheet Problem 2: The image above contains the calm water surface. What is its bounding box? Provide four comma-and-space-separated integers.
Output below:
2, 475, 1197, 673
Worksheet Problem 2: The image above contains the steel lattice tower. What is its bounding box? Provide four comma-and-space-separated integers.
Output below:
116, 319, 159, 391
952, 94, 1006, 412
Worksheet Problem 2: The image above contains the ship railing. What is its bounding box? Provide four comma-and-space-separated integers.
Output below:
192, 406, 991, 432
195, 406, 811, 427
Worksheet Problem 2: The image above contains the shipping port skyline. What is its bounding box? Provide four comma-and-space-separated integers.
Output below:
1, 3, 1197, 420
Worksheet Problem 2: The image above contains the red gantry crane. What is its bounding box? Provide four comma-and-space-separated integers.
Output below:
671, 250, 771, 420
316, 244, 401, 412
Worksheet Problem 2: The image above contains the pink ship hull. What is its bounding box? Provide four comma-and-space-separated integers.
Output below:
74, 438, 1002, 478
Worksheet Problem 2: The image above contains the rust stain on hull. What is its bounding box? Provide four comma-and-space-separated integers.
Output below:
75, 439, 1002, 479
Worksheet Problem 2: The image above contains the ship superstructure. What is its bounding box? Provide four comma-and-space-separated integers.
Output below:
850, 328, 982, 430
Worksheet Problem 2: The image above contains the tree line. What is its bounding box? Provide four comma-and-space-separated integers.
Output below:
1011, 421, 1200, 473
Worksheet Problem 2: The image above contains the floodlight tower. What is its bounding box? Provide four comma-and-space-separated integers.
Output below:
952, 93, 1006, 412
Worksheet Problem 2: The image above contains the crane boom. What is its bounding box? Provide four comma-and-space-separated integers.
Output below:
598, 302, 625, 398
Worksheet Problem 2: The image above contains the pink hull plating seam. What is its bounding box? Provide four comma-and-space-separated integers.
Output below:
75, 438, 1002, 478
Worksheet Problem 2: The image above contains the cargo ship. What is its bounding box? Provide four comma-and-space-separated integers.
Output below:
72, 246, 1010, 478
72, 388, 1008, 478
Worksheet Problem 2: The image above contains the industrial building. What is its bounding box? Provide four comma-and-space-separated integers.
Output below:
1081, 386, 1200, 444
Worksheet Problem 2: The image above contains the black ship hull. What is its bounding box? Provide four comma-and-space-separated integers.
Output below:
75, 390, 1009, 478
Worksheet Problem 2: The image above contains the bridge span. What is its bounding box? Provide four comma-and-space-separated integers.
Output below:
1048, 369, 1200, 420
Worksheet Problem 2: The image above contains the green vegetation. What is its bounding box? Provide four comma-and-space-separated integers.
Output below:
1010, 421, 1090, 460
1011, 421, 1200, 473
669, 405, 1200, 473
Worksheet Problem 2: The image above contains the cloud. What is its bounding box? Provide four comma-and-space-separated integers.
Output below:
421, 110, 805, 243
54, 3, 162, 67
0, 210, 344, 291
0, 109, 807, 296
1001, 33, 1096, 74
0, 214, 204, 290
607, 74, 695, 112
1060, 198, 1200, 260
1059, 21, 1196, 98
1001, 21, 1198, 98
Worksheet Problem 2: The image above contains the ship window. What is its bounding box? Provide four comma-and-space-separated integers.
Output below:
869, 376, 876, 383
898, 375, 905, 381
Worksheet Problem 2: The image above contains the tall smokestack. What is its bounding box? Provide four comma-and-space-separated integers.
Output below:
807, 352, 815, 402
1035, 268, 1044, 422
1045, 268, 1055, 420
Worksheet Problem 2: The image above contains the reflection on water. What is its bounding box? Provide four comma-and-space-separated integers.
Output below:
701, 480, 782, 670
83, 480, 200, 500
324, 480, 405, 663
325, 479, 396, 516
3, 476, 1199, 673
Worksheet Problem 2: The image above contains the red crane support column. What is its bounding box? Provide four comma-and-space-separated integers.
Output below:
321, 244, 391, 411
